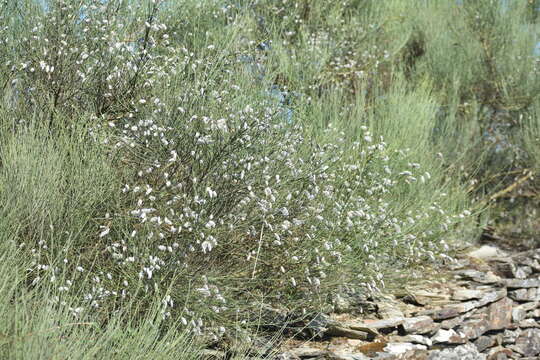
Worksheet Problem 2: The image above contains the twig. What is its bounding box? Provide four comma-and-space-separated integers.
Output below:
466, 168, 532, 193
488, 170, 534, 202
251, 220, 265, 279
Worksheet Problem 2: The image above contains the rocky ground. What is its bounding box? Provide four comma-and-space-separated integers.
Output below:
272, 245, 540, 360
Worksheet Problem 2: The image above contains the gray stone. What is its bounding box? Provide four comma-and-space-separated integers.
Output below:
486, 346, 514, 360
528, 287, 539, 300
513, 253, 540, 271
474, 335, 496, 352
439, 312, 472, 330
390, 334, 432, 346
488, 259, 517, 278
491, 259, 534, 279
502, 329, 521, 345
504, 278, 540, 288
418, 289, 506, 320
512, 302, 540, 323
458, 318, 490, 340
486, 297, 513, 330
452, 289, 486, 301
387, 349, 429, 360
467, 245, 505, 260
455, 269, 502, 285
512, 306, 527, 322
402, 335, 432, 346
384, 342, 427, 356
508, 288, 540, 302
327, 352, 369, 360
529, 287, 540, 300
417, 306, 462, 320
347, 318, 402, 335
476, 289, 508, 307
515, 266, 533, 279
513, 328, 540, 356
516, 301, 539, 311
431, 329, 468, 344
427, 343, 486, 360
519, 318, 540, 328
377, 303, 405, 319
289, 346, 326, 358
327, 325, 372, 340
401, 316, 438, 335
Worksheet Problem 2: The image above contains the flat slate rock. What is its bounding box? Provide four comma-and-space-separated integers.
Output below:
473, 335, 496, 352
486, 297, 513, 330
327, 351, 370, 360
512, 328, 540, 357
509, 288, 540, 302
401, 316, 438, 335
467, 245, 506, 260
327, 325, 373, 340
503, 278, 540, 289
502, 329, 521, 345
431, 329, 468, 344
417, 306, 462, 321
452, 289, 486, 301
346, 318, 402, 335
485, 346, 515, 360
512, 306, 528, 322
417, 289, 506, 320
389, 334, 433, 347
518, 319, 540, 328
454, 269, 502, 284
289, 346, 326, 358
458, 318, 490, 340
383, 342, 427, 356
439, 312, 475, 330
427, 343, 486, 360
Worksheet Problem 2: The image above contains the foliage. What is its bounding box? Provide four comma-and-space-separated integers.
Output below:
0, 0, 538, 357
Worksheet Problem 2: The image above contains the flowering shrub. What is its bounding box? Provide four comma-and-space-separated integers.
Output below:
0, 0, 472, 340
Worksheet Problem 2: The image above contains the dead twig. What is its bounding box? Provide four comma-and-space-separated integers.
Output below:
488, 170, 534, 203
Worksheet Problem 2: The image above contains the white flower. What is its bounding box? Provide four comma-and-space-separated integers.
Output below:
201, 241, 213, 253
281, 220, 291, 230
216, 118, 228, 132
99, 226, 110, 238
206, 187, 217, 198
196, 284, 211, 297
